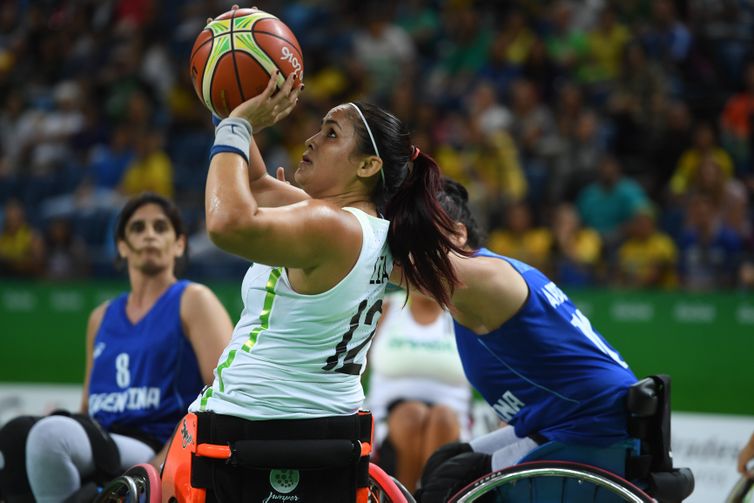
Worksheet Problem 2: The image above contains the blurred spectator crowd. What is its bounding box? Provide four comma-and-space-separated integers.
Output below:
0, 0, 753, 290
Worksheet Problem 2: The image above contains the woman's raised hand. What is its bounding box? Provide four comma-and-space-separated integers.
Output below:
229, 71, 303, 132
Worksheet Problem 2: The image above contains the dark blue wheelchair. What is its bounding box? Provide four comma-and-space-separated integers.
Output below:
443, 375, 695, 502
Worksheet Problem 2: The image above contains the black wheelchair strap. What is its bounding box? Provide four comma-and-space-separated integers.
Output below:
199, 411, 369, 442
626, 453, 652, 480
191, 412, 372, 492
232, 439, 361, 469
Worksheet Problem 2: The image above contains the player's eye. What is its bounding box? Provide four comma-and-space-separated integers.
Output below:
326, 128, 336, 138
153, 220, 170, 233
129, 221, 145, 234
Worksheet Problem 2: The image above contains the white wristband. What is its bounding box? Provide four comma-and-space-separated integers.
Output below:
211, 118, 253, 162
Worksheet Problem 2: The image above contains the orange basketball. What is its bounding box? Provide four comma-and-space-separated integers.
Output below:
189, 8, 304, 118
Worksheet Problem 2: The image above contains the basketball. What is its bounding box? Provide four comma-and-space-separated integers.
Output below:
189, 7, 304, 118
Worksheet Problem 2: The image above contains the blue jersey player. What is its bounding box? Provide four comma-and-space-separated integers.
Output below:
0, 194, 232, 503
415, 179, 638, 502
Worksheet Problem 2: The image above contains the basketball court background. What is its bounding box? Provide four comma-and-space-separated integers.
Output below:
1, 281, 752, 501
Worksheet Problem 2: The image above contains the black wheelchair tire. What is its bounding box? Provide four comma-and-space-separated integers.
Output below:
447, 460, 655, 503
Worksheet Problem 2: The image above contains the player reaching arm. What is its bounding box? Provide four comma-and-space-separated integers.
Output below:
410, 178, 639, 502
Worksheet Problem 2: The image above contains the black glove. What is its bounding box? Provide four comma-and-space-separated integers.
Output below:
420, 441, 473, 488
417, 451, 492, 503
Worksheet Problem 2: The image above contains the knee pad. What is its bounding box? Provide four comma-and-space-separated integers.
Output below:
417, 451, 491, 503
0, 415, 39, 502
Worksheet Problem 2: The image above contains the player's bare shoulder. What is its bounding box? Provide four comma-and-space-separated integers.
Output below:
182, 281, 210, 299
87, 301, 109, 338
179, 282, 229, 326
293, 198, 364, 242
451, 254, 528, 333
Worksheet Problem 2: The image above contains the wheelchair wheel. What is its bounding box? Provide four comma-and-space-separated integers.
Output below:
368, 462, 416, 502
447, 461, 655, 503
726, 475, 754, 503
94, 463, 161, 503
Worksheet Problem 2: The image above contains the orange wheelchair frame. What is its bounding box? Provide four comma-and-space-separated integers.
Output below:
95, 411, 413, 503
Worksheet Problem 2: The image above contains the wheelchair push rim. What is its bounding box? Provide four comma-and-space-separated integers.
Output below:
94, 463, 162, 503
448, 460, 655, 503
368, 462, 415, 502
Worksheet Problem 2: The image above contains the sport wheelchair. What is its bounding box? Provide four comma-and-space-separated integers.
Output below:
94, 410, 415, 503
443, 375, 695, 502
95, 375, 694, 502
94, 462, 413, 503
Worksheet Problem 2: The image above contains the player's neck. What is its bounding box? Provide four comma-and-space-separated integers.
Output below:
128, 272, 177, 308
314, 181, 379, 216
325, 193, 377, 217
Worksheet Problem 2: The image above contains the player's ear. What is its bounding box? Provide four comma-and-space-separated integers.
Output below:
116, 240, 129, 261
174, 234, 187, 259
357, 156, 383, 180
450, 222, 468, 248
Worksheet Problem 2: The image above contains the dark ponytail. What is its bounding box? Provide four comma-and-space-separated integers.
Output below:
350, 102, 469, 307
384, 152, 470, 307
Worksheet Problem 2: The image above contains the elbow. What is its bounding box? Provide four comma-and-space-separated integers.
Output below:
206, 217, 239, 247
206, 226, 229, 248
205, 210, 258, 249
206, 213, 233, 242
205, 213, 233, 242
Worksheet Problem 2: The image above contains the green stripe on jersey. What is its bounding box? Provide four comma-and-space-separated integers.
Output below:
216, 349, 237, 392
209, 267, 282, 400
199, 387, 213, 410
243, 267, 281, 352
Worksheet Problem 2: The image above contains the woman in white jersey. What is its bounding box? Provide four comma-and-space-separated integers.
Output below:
367, 289, 471, 492
161, 68, 467, 501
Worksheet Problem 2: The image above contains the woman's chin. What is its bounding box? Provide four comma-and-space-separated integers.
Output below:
293, 168, 304, 186
292, 176, 310, 196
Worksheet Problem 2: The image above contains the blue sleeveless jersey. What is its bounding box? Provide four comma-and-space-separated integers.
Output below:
454, 249, 637, 446
88, 280, 203, 445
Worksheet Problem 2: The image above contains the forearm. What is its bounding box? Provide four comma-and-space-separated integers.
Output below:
206, 118, 260, 232
247, 136, 269, 183
247, 132, 309, 207
248, 172, 310, 208
205, 151, 259, 234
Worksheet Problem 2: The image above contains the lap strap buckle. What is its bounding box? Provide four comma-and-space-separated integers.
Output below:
195, 443, 233, 463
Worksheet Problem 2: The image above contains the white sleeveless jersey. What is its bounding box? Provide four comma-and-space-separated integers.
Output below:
367, 291, 471, 442
189, 208, 392, 420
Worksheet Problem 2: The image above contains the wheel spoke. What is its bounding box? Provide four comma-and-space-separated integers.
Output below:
449, 462, 654, 503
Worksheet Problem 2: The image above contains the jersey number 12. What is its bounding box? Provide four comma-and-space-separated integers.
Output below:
322, 298, 383, 375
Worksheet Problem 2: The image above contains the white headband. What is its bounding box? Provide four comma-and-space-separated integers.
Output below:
349, 102, 385, 185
